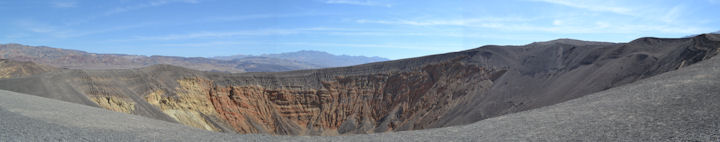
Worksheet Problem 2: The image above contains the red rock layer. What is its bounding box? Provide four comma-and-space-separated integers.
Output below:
197, 60, 497, 135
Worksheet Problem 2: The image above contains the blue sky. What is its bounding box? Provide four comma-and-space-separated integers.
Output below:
1, 0, 718, 59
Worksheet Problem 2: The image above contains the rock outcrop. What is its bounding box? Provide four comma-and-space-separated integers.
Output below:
0, 34, 718, 135
0, 59, 56, 79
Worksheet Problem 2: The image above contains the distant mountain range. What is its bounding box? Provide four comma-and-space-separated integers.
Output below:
212, 50, 389, 68
0, 44, 388, 72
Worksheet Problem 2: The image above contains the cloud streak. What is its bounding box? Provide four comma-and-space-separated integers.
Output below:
324, 0, 392, 7
532, 0, 692, 25
356, 17, 533, 26
473, 22, 708, 34
124, 27, 368, 41
532, 0, 632, 15
106, 0, 199, 15
130, 29, 300, 41
201, 12, 334, 23
16, 20, 152, 38
123, 27, 490, 42
158, 41, 460, 52
357, 17, 709, 35
51, 1, 77, 8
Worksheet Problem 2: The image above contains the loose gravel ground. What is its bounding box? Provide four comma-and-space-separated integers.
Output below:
2, 55, 720, 141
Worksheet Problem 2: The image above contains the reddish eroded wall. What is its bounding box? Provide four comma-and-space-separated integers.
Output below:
198, 60, 497, 135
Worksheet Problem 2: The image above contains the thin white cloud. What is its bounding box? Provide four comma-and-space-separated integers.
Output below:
659, 5, 683, 24
322, 30, 504, 39
158, 41, 460, 51
126, 27, 379, 41
532, 0, 633, 15
357, 19, 465, 26
16, 20, 152, 38
324, 0, 392, 7
278, 42, 458, 51
59, 0, 199, 26
130, 29, 300, 41
204, 14, 294, 22
124, 27, 473, 42
157, 41, 257, 47
202, 12, 332, 23
356, 17, 709, 35
52, 1, 77, 8
356, 17, 533, 26
532, 0, 690, 25
121, 26, 556, 43
471, 22, 708, 34
532, 0, 704, 31
106, 0, 199, 15
4, 33, 30, 39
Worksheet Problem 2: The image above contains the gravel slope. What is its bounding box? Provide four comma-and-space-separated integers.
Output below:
313, 48, 720, 141
2, 35, 718, 136
0, 89, 280, 141
1, 40, 720, 141
2, 54, 719, 141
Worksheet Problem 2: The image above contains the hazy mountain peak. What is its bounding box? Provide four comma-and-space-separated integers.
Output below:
216, 50, 390, 67
0, 43, 325, 72
287, 50, 330, 54
261, 50, 334, 57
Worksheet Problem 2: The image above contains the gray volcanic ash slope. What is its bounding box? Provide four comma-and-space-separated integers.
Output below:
0, 90, 262, 141
1, 35, 719, 141
317, 39, 720, 141
0, 34, 718, 136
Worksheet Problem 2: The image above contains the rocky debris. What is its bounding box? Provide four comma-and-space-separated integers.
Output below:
198, 59, 493, 135
88, 95, 136, 114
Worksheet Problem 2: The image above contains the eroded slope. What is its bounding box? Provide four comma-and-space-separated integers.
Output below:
0, 59, 56, 79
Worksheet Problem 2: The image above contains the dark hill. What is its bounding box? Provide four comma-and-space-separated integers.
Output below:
528, 38, 615, 46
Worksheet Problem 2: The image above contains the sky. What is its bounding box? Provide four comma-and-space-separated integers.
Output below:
0, 0, 718, 59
